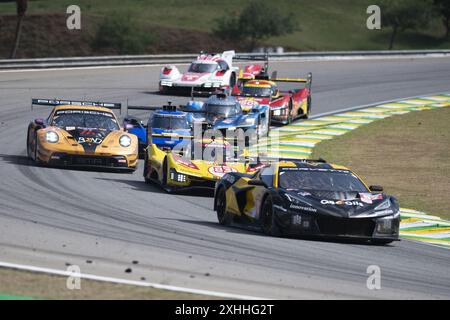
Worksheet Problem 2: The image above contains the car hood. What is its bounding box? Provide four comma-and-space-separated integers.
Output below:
180, 72, 210, 83
65, 127, 112, 152
236, 97, 271, 112
282, 189, 396, 218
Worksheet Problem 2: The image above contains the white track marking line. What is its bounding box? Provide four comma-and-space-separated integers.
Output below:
0, 261, 268, 300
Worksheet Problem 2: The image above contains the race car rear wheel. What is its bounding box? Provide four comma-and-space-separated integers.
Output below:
304, 96, 312, 119
286, 100, 293, 124
261, 196, 282, 237
216, 187, 233, 225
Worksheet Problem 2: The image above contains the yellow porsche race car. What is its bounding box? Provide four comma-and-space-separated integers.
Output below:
27, 99, 139, 171
143, 137, 257, 192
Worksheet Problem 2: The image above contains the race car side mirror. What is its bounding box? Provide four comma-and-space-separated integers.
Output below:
34, 118, 45, 127
248, 179, 268, 188
369, 185, 383, 192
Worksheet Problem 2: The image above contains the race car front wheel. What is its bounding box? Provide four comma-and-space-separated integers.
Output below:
229, 73, 237, 88
261, 196, 282, 237
28, 131, 39, 163
26, 127, 33, 159
143, 153, 151, 184
162, 158, 168, 185
216, 187, 233, 225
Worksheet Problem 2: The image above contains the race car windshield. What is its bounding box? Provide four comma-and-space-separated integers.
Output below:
278, 169, 368, 192
152, 115, 189, 130
205, 104, 236, 122
241, 86, 273, 97
52, 110, 119, 131
188, 63, 218, 73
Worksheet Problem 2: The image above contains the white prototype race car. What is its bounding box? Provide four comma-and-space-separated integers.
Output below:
159, 50, 240, 94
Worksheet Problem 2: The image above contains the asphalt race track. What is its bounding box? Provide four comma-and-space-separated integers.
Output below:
0, 58, 450, 299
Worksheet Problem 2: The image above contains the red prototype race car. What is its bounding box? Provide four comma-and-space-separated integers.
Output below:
232, 65, 312, 125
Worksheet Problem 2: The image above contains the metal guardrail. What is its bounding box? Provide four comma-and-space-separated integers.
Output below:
1, 50, 449, 70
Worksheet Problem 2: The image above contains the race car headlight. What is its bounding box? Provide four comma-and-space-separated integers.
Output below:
45, 131, 59, 143
375, 199, 391, 211
119, 135, 132, 147
285, 194, 308, 206
376, 213, 399, 234
170, 170, 187, 182
244, 117, 256, 125
285, 193, 299, 204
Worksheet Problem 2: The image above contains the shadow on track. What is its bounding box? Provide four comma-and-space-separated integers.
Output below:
166, 217, 389, 246
0, 153, 135, 174
0, 154, 35, 166
94, 177, 214, 197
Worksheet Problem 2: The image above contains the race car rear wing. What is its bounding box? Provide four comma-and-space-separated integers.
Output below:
270, 72, 313, 91
235, 54, 270, 81
31, 98, 122, 111
234, 53, 269, 62
123, 102, 182, 119
126, 104, 175, 112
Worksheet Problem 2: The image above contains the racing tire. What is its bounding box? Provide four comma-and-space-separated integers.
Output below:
229, 73, 237, 88
216, 187, 233, 226
32, 132, 41, 164
162, 158, 168, 186
143, 153, 151, 184
159, 82, 167, 94
286, 100, 293, 124
304, 96, 312, 119
261, 196, 282, 237
26, 127, 33, 159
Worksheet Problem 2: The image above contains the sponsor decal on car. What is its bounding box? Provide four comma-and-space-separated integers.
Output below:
321, 199, 364, 207
208, 166, 237, 177
289, 204, 317, 213
359, 193, 383, 204
77, 137, 103, 144
240, 99, 259, 108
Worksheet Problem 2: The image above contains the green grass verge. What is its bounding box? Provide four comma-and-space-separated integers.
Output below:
0, 267, 220, 300
311, 107, 450, 219
1, 0, 449, 51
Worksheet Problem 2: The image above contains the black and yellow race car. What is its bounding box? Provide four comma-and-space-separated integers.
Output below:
213, 159, 400, 244
27, 99, 139, 171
